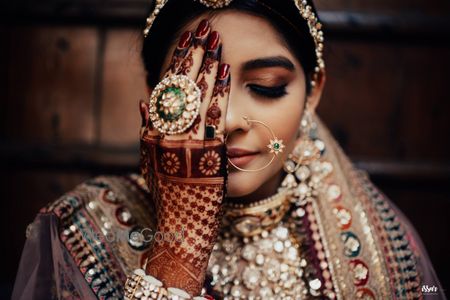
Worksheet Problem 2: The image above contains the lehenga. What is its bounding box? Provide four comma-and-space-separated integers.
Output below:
12, 116, 445, 300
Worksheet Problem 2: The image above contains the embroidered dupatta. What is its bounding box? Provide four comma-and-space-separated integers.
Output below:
11, 116, 445, 299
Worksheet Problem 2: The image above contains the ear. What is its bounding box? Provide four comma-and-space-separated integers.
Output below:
306, 71, 326, 113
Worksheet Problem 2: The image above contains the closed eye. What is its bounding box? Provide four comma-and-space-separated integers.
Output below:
247, 84, 288, 99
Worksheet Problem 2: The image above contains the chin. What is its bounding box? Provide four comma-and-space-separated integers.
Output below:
225, 171, 258, 198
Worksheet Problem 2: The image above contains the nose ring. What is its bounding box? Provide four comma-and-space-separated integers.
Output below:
225, 116, 285, 172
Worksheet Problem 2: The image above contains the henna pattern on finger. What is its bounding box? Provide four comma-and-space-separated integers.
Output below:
179, 52, 194, 76
197, 76, 209, 101
190, 115, 201, 136
212, 65, 230, 98
167, 55, 184, 74
199, 57, 216, 75
207, 63, 230, 128
212, 83, 230, 98
166, 31, 193, 74
197, 56, 218, 103
206, 103, 222, 127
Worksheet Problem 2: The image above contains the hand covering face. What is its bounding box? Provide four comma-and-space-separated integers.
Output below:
139, 19, 230, 295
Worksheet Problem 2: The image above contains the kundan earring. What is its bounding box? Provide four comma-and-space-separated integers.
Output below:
225, 116, 285, 172
281, 108, 326, 192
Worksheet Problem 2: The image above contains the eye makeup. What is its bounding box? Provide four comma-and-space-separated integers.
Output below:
241, 55, 297, 100
244, 70, 292, 100
247, 83, 288, 99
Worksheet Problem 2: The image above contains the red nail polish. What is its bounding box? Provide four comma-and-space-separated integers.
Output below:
178, 31, 192, 48
195, 19, 210, 38
207, 31, 220, 51
218, 64, 230, 80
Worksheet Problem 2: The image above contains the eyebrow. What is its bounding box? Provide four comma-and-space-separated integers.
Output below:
242, 56, 295, 72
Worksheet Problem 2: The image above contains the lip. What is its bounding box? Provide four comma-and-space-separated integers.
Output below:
227, 147, 259, 169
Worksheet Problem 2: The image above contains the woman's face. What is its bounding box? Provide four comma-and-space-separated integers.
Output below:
159, 11, 319, 200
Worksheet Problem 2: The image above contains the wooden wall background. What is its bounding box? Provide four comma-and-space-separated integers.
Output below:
1, 0, 449, 297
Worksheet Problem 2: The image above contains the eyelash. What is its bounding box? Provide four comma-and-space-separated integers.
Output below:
247, 84, 288, 99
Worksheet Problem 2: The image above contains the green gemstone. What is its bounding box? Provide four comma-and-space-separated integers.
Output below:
157, 87, 186, 121
273, 143, 280, 150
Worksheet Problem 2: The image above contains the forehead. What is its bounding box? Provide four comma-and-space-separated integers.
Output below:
189, 10, 298, 67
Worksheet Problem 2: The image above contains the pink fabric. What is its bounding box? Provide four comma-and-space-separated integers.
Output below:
389, 200, 447, 299
11, 182, 447, 299
12, 213, 97, 300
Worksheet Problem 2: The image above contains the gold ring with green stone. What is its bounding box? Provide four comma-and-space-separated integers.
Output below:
148, 75, 201, 135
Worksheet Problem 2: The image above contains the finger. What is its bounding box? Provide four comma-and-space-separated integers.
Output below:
150, 20, 215, 141
193, 19, 211, 49
139, 99, 149, 129
188, 35, 222, 140
175, 19, 211, 79
205, 63, 230, 143
164, 31, 194, 77
146, 29, 195, 141
139, 99, 160, 140
166, 31, 221, 141
179, 20, 214, 81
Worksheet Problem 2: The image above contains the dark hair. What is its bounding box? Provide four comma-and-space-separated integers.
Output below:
142, 0, 319, 94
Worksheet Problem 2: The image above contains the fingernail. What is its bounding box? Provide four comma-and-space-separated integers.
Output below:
195, 19, 210, 38
218, 64, 230, 81
178, 31, 193, 49
207, 31, 220, 51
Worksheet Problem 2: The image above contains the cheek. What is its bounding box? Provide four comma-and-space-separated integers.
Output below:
226, 84, 305, 197
260, 95, 304, 150
273, 103, 302, 139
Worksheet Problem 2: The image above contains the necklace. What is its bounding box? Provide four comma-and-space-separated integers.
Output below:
223, 189, 291, 237
207, 222, 309, 300
206, 134, 339, 299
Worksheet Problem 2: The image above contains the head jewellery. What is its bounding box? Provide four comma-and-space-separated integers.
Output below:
143, 0, 325, 81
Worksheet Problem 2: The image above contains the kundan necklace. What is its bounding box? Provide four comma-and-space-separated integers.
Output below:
206, 126, 338, 299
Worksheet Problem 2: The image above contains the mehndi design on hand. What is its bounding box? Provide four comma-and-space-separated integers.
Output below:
139, 19, 230, 297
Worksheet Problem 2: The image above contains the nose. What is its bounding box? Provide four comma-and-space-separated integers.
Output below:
225, 83, 251, 137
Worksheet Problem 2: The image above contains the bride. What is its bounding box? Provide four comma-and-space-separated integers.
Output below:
12, 0, 445, 299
